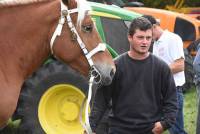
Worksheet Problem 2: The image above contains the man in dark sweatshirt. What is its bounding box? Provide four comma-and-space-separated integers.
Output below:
89, 17, 178, 134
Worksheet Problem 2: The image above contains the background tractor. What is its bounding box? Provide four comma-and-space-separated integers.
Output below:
165, 0, 200, 18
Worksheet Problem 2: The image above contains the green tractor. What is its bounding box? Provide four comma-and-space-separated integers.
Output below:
11, 2, 141, 134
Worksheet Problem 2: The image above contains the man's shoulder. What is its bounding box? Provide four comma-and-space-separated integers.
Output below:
114, 52, 128, 63
164, 30, 182, 40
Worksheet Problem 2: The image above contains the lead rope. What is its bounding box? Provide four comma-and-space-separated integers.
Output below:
80, 75, 94, 134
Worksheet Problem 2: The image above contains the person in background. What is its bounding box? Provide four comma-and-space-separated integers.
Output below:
143, 15, 187, 134
193, 44, 200, 134
90, 17, 177, 134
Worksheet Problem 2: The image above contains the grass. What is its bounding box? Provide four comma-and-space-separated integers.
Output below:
0, 119, 20, 134
0, 87, 198, 134
183, 87, 197, 134
163, 87, 198, 134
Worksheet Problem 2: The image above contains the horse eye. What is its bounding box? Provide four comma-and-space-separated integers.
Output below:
82, 24, 93, 33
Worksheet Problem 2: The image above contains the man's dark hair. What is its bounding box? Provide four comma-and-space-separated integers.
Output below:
128, 17, 152, 36
142, 15, 158, 25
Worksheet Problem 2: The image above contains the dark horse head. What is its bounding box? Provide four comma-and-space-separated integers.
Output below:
0, 0, 115, 128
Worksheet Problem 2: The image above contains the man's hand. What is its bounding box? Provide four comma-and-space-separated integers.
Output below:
152, 121, 164, 134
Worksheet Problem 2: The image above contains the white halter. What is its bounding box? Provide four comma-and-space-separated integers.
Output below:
50, 1, 107, 134
50, 1, 106, 68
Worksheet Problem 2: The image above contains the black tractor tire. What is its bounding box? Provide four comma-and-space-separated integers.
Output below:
183, 48, 195, 92
15, 60, 90, 134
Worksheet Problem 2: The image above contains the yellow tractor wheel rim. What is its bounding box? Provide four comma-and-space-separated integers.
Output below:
38, 84, 86, 134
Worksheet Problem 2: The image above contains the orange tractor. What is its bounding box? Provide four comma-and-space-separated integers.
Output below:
165, 0, 200, 20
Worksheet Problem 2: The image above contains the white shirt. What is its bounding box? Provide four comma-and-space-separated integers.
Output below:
153, 30, 185, 86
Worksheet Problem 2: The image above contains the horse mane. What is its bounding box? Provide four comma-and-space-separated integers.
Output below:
0, 0, 91, 25
0, 0, 49, 7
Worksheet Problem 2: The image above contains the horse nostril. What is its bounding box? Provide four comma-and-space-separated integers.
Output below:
91, 69, 98, 78
110, 68, 115, 79
94, 75, 101, 84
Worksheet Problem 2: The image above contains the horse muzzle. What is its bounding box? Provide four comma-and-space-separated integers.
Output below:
90, 65, 115, 86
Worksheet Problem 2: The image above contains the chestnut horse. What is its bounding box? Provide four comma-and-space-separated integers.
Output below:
0, 0, 115, 128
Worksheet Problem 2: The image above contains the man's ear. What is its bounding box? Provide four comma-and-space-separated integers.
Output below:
128, 34, 132, 42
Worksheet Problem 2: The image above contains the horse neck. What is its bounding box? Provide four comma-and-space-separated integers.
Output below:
0, 0, 60, 82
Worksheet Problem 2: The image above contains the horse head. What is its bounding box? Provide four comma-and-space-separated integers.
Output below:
51, 0, 116, 85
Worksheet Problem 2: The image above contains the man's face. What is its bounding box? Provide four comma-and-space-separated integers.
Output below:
128, 29, 152, 55
152, 24, 159, 41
